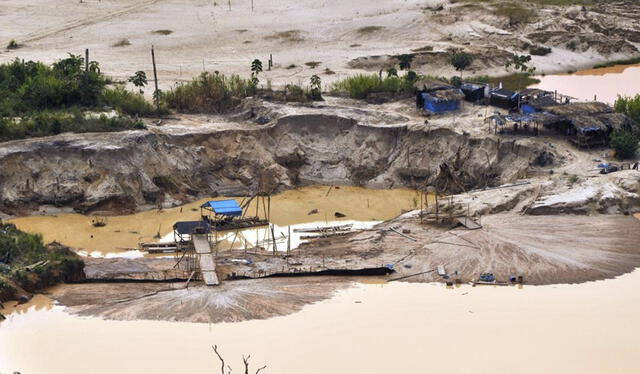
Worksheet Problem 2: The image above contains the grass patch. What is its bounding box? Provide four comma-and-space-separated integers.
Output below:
152, 29, 173, 35
349, 44, 361, 48
266, 30, 304, 43
0, 111, 145, 142
593, 56, 640, 69
305, 61, 321, 69
331, 74, 416, 99
101, 86, 159, 116
467, 73, 540, 91
162, 72, 254, 114
493, 3, 536, 26
324, 68, 336, 75
286, 64, 297, 69
112, 38, 131, 47
357, 26, 384, 34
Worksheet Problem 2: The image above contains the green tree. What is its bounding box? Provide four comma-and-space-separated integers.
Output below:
450, 52, 473, 77
505, 54, 535, 75
610, 130, 639, 159
386, 67, 398, 78
615, 95, 640, 124
128, 71, 148, 93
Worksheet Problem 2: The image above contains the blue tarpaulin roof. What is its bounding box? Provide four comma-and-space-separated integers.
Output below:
201, 199, 243, 216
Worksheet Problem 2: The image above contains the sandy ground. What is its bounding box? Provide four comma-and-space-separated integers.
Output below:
2, 0, 639, 90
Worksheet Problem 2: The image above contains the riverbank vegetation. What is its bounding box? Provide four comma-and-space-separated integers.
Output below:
0, 223, 84, 302
593, 56, 640, 69
0, 56, 152, 142
612, 94, 640, 159
330, 73, 420, 99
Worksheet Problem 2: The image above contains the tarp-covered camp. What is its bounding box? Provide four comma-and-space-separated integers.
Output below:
490, 89, 519, 110
201, 199, 243, 216
460, 83, 486, 103
421, 88, 464, 113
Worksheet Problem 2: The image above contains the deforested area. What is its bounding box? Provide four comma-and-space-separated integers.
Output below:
1, 1, 639, 374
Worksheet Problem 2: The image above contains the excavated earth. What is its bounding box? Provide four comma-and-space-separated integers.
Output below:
2, 96, 640, 323
0, 97, 549, 216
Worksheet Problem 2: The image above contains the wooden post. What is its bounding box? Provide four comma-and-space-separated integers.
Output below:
151, 46, 159, 110
228, 0, 231, 10
251, 0, 254, 12
268, 54, 272, 70
85, 48, 89, 72
287, 225, 291, 254
271, 224, 277, 255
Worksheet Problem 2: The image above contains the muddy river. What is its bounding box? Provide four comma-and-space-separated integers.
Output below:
9, 185, 422, 256
533, 63, 640, 104
2, 269, 640, 374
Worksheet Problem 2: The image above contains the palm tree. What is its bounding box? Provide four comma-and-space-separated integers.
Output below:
128, 71, 148, 93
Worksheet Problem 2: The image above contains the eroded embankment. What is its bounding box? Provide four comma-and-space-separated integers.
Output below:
0, 104, 551, 216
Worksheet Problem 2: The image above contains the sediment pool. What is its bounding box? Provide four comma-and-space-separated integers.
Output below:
9, 185, 422, 256
2, 269, 640, 373
532, 63, 640, 104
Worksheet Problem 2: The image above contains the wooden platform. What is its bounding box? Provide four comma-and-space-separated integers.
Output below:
192, 234, 220, 286
210, 217, 269, 231
140, 242, 179, 253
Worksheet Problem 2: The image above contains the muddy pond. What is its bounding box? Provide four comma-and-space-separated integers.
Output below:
9, 185, 423, 257
533, 63, 640, 104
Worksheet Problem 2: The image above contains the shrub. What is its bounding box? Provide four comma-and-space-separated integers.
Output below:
0, 111, 145, 142
614, 95, 640, 125
450, 76, 462, 87
493, 3, 536, 26
7, 39, 19, 49
162, 72, 253, 114
530, 46, 552, 56
331, 74, 415, 99
101, 87, 157, 116
609, 130, 639, 160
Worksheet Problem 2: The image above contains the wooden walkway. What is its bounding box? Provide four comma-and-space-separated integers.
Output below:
192, 234, 220, 286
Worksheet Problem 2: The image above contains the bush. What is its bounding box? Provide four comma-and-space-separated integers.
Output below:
614, 94, 640, 125
450, 76, 462, 87
101, 86, 158, 116
609, 130, 639, 160
493, 3, 536, 26
530, 46, 552, 56
331, 74, 415, 99
0, 111, 145, 142
0, 56, 105, 116
162, 72, 253, 114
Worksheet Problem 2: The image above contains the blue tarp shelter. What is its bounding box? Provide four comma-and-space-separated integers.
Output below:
201, 199, 243, 216
421, 88, 464, 113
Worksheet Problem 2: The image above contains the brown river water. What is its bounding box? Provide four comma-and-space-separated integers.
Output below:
2, 270, 640, 374
2, 67, 640, 374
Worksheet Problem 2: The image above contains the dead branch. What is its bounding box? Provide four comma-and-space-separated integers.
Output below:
256, 366, 267, 374
243, 355, 251, 374
213, 345, 225, 374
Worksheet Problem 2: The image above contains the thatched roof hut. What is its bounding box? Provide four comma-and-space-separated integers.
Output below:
413, 79, 452, 92
545, 102, 613, 116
